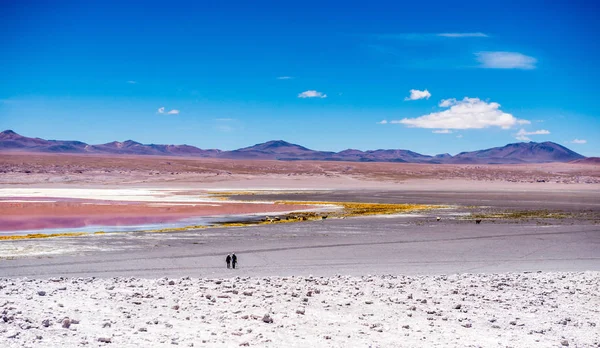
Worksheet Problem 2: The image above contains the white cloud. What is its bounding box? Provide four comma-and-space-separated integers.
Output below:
277, 76, 294, 80
515, 128, 550, 141
395, 97, 529, 130
298, 90, 327, 98
432, 129, 453, 134
456, 134, 463, 138
158, 107, 179, 115
405, 89, 431, 101
571, 139, 587, 144
377, 120, 388, 124
476, 51, 537, 70
215, 118, 234, 122
127, 80, 137, 84
437, 32, 488, 38
438, 98, 457, 107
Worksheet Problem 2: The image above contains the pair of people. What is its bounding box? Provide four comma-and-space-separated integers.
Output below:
225, 253, 237, 269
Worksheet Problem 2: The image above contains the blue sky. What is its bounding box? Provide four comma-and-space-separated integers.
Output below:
1, 0, 598, 156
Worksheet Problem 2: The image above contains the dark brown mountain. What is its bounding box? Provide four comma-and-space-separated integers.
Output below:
0, 130, 586, 164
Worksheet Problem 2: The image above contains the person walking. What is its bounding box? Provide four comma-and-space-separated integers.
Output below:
231, 253, 237, 269
226, 254, 231, 269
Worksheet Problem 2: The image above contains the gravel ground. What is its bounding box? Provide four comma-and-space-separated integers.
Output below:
1, 272, 598, 347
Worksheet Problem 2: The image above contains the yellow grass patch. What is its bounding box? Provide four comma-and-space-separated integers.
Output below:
276, 201, 439, 218
0, 232, 88, 241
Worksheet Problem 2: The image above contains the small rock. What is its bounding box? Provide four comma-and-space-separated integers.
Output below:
324, 335, 332, 340
462, 323, 472, 328
168, 280, 175, 285
453, 304, 462, 309
138, 327, 147, 332
262, 314, 273, 324
102, 322, 112, 328
239, 343, 249, 347
42, 319, 51, 327
296, 308, 305, 315
172, 305, 180, 310
7, 331, 19, 339
561, 340, 569, 346
243, 291, 253, 296
402, 325, 410, 329
98, 337, 112, 343
62, 318, 71, 328
365, 301, 373, 305
37, 291, 46, 296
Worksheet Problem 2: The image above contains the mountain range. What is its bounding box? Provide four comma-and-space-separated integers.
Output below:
0, 130, 586, 164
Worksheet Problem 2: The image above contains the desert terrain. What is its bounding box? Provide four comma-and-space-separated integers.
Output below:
1, 153, 599, 347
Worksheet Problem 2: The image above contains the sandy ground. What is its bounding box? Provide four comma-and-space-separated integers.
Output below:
2, 152, 600, 188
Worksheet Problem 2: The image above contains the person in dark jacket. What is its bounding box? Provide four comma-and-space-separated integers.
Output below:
231, 253, 237, 269
226, 254, 231, 269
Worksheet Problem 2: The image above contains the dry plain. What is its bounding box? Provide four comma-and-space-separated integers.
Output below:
1, 153, 599, 347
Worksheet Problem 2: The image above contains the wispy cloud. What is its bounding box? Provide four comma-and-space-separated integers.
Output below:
456, 134, 463, 138
298, 90, 327, 99
515, 128, 550, 141
377, 32, 488, 40
476, 51, 537, 70
214, 118, 238, 132
432, 129, 453, 134
377, 120, 388, 124
391, 97, 530, 129
405, 89, 431, 101
437, 32, 489, 38
277, 76, 294, 80
570, 139, 587, 144
158, 107, 179, 115
127, 80, 137, 84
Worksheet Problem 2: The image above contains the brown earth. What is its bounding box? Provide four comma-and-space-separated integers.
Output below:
1, 152, 599, 186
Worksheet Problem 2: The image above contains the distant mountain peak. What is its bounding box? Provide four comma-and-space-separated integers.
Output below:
0, 130, 21, 139
238, 140, 313, 153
